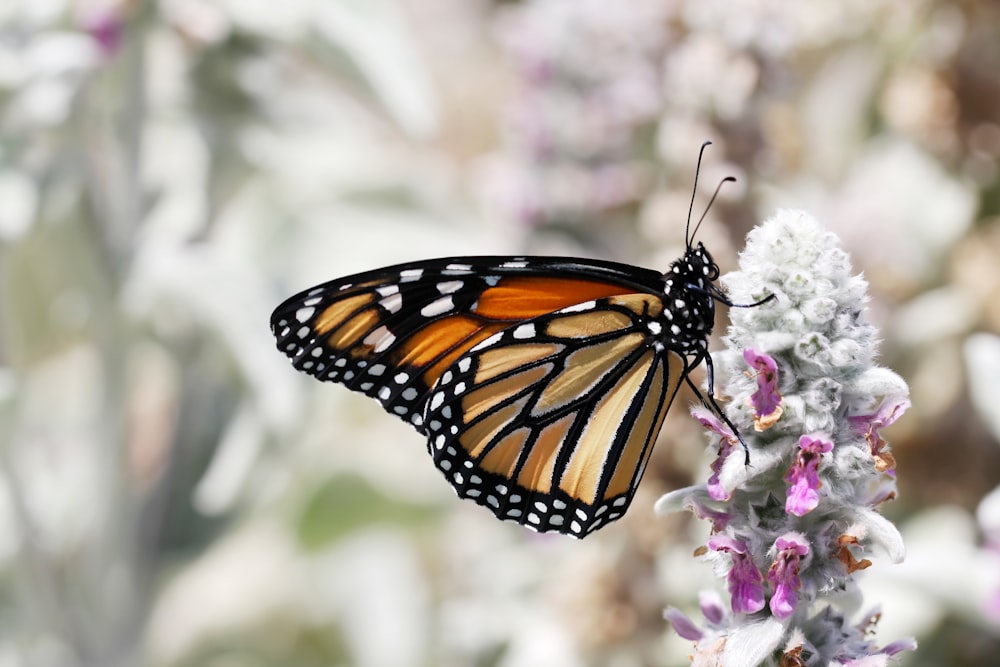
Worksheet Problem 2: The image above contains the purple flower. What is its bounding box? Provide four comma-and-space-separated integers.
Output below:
699, 590, 726, 625
81, 5, 125, 59
664, 607, 703, 640
743, 348, 783, 430
707, 535, 765, 614
664, 590, 730, 642
877, 638, 918, 656
692, 406, 738, 501
685, 494, 732, 533
784, 433, 834, 516
848, 397, 910, 473
766, 533, 810, 618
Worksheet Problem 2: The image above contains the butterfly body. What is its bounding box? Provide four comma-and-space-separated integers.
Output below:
271, 243, 726, 537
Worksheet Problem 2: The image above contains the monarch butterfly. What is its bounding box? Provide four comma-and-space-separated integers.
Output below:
271, 142, 765, 537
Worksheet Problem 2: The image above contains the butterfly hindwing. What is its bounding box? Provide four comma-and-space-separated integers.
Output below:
270, 256, 666, 431
422, 293, 689, 537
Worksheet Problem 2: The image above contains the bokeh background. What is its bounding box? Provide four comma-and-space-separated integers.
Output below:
2, 1, 1000, 665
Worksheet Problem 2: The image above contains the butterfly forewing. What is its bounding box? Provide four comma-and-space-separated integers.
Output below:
422, 294, 688, 537
270, 257, 665, 431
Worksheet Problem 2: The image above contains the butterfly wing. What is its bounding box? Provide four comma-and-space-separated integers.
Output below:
270, 256, 665, 431
423, 292, 689, 537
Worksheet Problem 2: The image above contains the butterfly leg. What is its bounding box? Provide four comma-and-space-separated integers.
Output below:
683, 356, 752, 466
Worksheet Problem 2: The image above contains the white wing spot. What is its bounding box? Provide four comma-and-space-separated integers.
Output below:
458, 357, 472, 373
376, 285, 399, 297
296, 326, 310, 338
563, 300, 597, 313
380, 293, 403, 314
394, 372, 409, 384
471, 332, 504, 352
378, 387, 391, 401
513, 323, 535, 339
647, 321, 662, 335
550, 515, 565, 526
401, 388, 418, 401
295, 307, 315, 322
430, 393, 445, 411
363, 326, 395, 353
368, 364, 386, 376
436, 280, 463, 294
527, 512, 540, 524
400, 269, 423, 282
453, 381, 466, 395
446, 263, 472, 272
303, 297, 321, 307
501, 261, 528, 269
311, 347, 323, 357
421, 296, 454, 318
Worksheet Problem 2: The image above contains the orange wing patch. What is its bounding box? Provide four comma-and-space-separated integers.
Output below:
472, 277, 635, 320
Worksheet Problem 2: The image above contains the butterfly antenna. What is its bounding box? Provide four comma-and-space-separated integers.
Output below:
685, 140, 713, 248
689, 176, 736, 243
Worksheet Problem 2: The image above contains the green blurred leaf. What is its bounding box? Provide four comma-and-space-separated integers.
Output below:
296, 473, 439, 549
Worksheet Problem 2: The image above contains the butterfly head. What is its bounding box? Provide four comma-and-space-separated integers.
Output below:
669, 242, 720, 289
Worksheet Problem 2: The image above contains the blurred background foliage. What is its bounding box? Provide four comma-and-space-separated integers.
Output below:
1, 0, 999, 665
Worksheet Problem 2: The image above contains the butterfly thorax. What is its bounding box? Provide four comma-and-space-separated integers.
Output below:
657, 242, 719, 357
